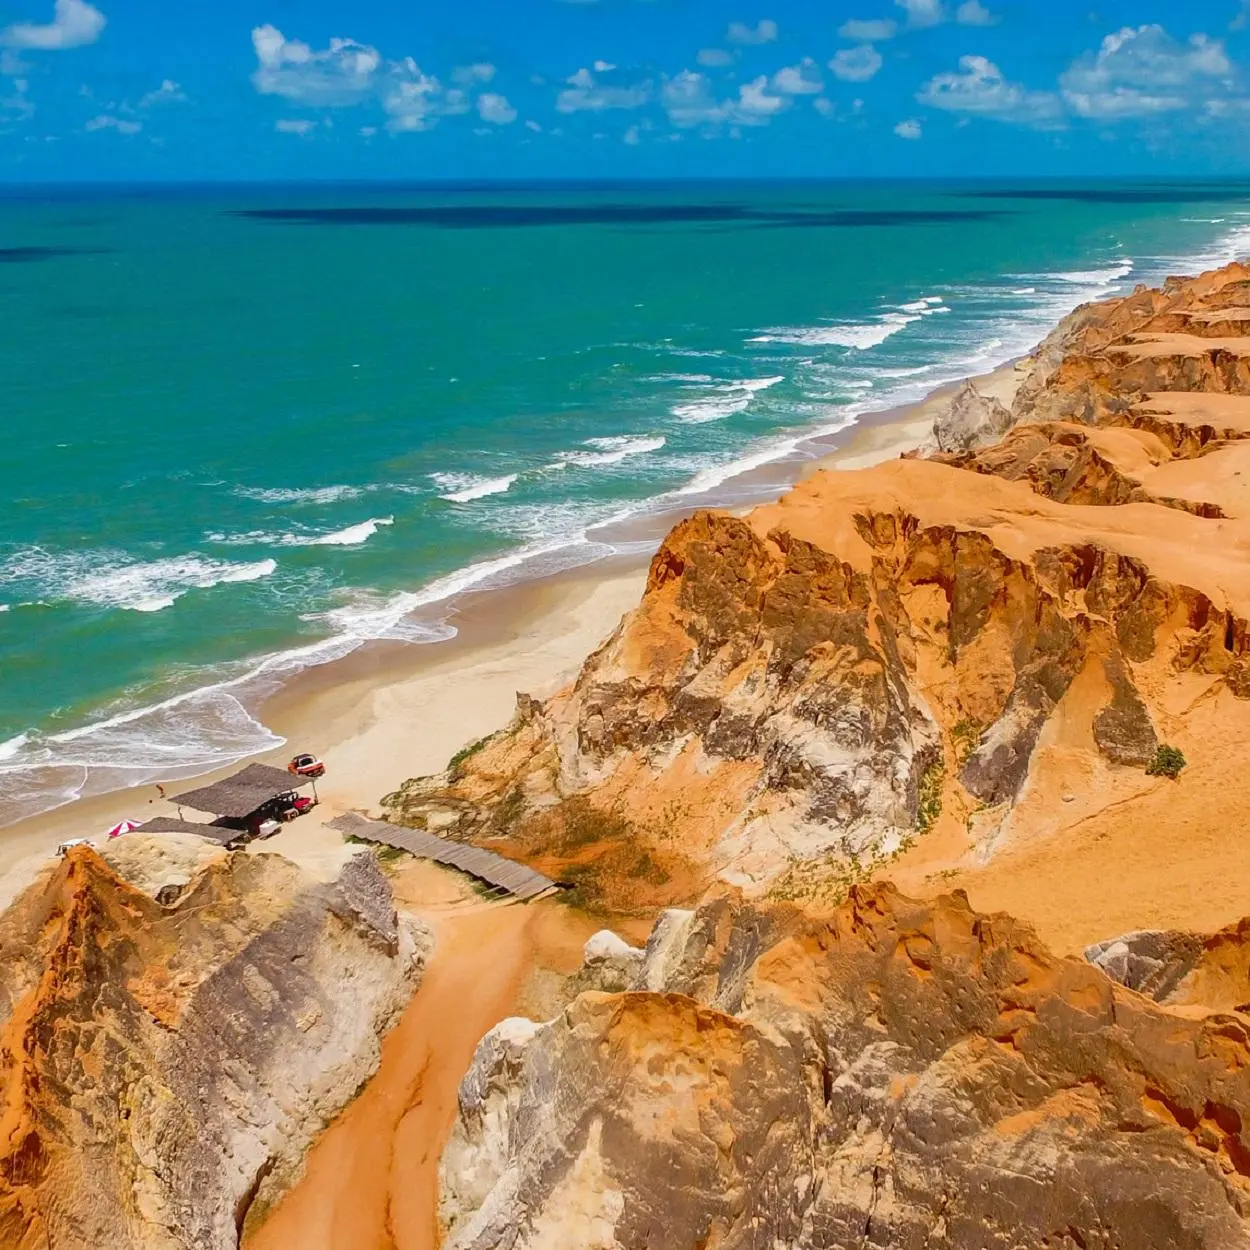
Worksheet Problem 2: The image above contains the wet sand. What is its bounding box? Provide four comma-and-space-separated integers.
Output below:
0, 358, 1021, 905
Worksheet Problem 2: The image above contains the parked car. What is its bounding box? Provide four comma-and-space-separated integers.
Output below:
57, 838, 94, 856
288, 753, 326, 778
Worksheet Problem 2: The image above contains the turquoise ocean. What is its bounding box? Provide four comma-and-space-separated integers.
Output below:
3, 179, 1250, 824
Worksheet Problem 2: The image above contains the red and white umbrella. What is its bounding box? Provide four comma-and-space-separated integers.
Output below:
106, 819, 140, 839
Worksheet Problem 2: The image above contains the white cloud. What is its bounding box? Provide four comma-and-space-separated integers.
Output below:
1060, 26, 1232, 119
956, 0, 996, 25
896, 0, 946, 29
250, 25, 456, 134
452, 62, 495, 85
275, 117, 316, 135
477, 92, 516, 124
737, 74, 786, 120
813, 97, 836, 117
662, 69, 786, 128
623, 123, 640, 144
556, 65, 650, 112
525, 118, 542, 132
593, 59, 616, 72
85, 112, 141, 134
382, 67, 442, 131
831, 45, 883, 82
1, 75, 34, 122
839, 18, 897, 40
360, 125, 378, 136
772, 58, 823, 95
1, 0, 104, 50
138, 79, 186, 108
727, 19, 778, 45
251, 25, 383, 107
918, 54, 1062, 124
894, 117, 922, 138
697, 48, 735, 67
662, 71, 729, 126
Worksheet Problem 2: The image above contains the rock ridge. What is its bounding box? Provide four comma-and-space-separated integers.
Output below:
0, 840, 429, 1250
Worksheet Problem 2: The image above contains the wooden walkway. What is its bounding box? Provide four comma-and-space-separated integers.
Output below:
330, 812, 557, 902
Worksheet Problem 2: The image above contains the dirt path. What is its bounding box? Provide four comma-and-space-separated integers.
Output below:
244, 891, 594, 1250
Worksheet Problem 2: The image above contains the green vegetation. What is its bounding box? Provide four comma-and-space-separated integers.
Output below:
448, 732, 496, 780
916, 758, 946, 833
630, 850, 671, 886
342, 834, 410, 866
1146, 744, 1187, 779
489, 785, 526, 835
765, 846, 886, 909
551, 794, 633, 852
951, 719, 982, 767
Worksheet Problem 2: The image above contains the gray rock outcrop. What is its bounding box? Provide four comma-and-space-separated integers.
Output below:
439, 886, 1250, 1250
0, 841, 430, 1250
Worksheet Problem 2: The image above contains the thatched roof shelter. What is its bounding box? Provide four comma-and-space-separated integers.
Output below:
137, 817, 243, 846
173, 763, 310, 820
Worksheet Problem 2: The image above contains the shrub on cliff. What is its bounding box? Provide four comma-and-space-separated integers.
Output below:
1146, 745, 1186, 779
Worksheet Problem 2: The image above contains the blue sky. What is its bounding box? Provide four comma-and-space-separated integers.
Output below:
2, 0, 1249, 180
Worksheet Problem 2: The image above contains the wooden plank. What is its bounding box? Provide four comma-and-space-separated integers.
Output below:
329, 813, 556, 900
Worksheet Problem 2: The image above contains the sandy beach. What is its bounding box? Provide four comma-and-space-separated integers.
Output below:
0, 359, 1020, 892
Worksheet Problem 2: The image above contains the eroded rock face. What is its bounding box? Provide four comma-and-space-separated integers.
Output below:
923, 379, 1015, 454
1013, 263, 1250, 427
383, 262, 1250, 913
1089, 915, 1250, 1014
440, 885, 1250, 1250
0, 840, 429, 1250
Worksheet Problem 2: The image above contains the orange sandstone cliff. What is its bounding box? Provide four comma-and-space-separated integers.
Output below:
386, 262, 1250, 940
0, 836, 428, 1250
14, 263, 1250, 1250
440, 884, 1250, 1250
417, 263, 1250, 1248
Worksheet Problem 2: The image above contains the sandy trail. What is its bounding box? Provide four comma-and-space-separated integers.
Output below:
244, 882, 596, 1250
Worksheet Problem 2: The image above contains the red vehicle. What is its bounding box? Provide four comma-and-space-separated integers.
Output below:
273, 792, 317, 822
288, 753, 326, 779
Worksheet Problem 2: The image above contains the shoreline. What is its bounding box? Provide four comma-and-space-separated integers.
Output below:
0, 357, 1022, 885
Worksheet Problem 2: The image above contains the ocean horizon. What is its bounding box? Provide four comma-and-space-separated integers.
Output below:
4, 176, 1250, 825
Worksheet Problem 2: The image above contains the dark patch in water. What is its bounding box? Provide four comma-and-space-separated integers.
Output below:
51, 216, 117, 229
0, 246, 113, 263
228, 204, 1006, 230
47, 305, 107, 320
964, 187, 1250, 205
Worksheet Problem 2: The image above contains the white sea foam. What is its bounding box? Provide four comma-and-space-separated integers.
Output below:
0, 732, 28, 762
11, 219, 1248, 829
899, 297, 951, 314
307, 516, 393, 546
0, 547, 278, 614
1044, 260, 1135, 286
671, 375, 784, 423
1180, 222, 1250, 271
235, 483, 368, 505
750, 313, 920, 350
674, 413, 859, 499
433, 473, 519, 503
548, 435, 666, 470
207, 517, 396, 548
